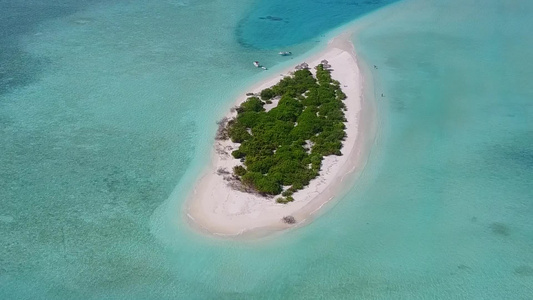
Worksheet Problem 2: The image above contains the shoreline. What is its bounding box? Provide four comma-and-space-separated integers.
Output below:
185, 30, 375, 238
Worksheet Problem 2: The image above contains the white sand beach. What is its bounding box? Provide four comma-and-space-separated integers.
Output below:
185, 31, 370, 237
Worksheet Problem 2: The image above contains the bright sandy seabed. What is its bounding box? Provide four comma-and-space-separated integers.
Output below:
186, 31, 370, 237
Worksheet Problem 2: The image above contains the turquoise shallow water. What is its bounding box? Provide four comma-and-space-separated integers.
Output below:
1, 0, 532, 298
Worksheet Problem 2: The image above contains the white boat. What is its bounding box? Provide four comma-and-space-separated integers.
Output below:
253, 61, 260, 67
278, 51, 292, 56
261, 66, 268, 70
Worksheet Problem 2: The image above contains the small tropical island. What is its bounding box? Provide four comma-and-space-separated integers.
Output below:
218, 63, 348, 204
186, 34, 367, 237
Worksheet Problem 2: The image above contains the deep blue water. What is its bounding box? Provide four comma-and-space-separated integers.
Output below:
237, 0, 397, 49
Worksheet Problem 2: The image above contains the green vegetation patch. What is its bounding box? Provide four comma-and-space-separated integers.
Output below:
225, 64, 347, 198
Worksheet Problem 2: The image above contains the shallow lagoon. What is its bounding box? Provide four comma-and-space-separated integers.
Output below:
1, 0, 532, 298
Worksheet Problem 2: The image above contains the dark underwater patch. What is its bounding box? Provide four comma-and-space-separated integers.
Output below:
489, 222, 510, 236
0, 0, 105, 96
258, 16, 284, 21
482, 132, 533, 181
499, 135, 533, 169
514, 265, 533, 277
0, 45, 49, 96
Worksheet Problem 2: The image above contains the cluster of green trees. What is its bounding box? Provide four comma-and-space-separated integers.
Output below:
225, 65, 347, 202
